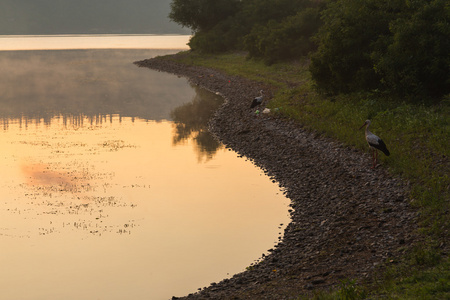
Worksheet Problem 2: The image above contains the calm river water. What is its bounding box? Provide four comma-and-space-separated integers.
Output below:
0, 36, 290, 300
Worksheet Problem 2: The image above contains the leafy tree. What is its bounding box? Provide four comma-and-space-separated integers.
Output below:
245, 7, 322, 64
188, 16, 246, 53
373, 0, 450, 99
310, 0, 403, 94
169, 0, 321, 57
311, 0, 449, 100
239, 0, 313, 26
169, 0, 241, 32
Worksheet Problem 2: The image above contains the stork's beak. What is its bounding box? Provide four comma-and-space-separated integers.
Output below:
359, 122, 366, 129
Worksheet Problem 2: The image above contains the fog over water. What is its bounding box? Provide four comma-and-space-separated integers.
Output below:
0, 49, 191, 119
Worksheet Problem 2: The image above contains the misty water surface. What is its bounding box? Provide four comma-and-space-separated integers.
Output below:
0, 45, 289, 300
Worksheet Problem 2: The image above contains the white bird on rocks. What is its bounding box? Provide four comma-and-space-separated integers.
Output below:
360, 119, 390, 168
250, 90, 264, 108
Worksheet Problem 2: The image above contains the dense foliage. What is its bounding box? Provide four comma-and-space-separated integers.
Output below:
310, 0, 399, 94
244, 8, 322, 64
169, 0, 321, 62
373, 0, 450, 99
169, 0, 450, 101
169, 0, 241, 32
311, 0, 450, 99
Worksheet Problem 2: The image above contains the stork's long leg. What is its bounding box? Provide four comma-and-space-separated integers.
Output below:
371, 148, 376, 169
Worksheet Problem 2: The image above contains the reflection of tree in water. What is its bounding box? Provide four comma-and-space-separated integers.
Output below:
0, 113, 141, 131
171, 86, 224, 162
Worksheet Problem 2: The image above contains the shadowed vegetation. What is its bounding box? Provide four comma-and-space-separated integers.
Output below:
170, 0, 449, 101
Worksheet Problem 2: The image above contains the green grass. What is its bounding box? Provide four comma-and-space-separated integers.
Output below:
379, 256, 450, 299
157, 51, 449, 299
307, 280, 368, 300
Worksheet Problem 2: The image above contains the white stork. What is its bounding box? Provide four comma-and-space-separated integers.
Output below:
250, 90, 264, 108
360, 119, 390, 168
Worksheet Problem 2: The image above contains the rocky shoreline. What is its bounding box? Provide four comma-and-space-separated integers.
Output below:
134, 55, 418, 299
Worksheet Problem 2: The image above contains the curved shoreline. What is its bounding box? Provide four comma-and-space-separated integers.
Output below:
135, 55, 418, 299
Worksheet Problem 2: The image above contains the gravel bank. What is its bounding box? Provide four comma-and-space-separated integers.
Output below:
134, 55, 418, 299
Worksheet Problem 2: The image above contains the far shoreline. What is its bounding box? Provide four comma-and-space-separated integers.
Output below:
0, 35, 191, 51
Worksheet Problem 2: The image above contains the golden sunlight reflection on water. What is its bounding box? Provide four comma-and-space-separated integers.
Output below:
0, 115, 290, 300
0, 45, 289, 299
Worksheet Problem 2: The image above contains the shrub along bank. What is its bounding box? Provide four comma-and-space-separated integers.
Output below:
169, 0, 449, 101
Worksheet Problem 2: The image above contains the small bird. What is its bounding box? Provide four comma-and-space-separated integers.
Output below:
250, 90, 264, 108
359, 119, 390, 168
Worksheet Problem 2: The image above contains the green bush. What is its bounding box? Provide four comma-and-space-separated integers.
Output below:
310, 0, 449, 101
373, 0, 450, 100
244, 8, 322, 64
169, 0, 241, 32
169, 0, 320, 59
309, 0, 401, 94
189, 18, 245, 53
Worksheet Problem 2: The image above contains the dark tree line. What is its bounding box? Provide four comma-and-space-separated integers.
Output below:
310, 0, 449, 100
169, 0, 450, 101
169, 0, 322, 61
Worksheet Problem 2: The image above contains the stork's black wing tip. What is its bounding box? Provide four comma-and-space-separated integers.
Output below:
377, 139, 390, 156
369, 139, 390, 156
